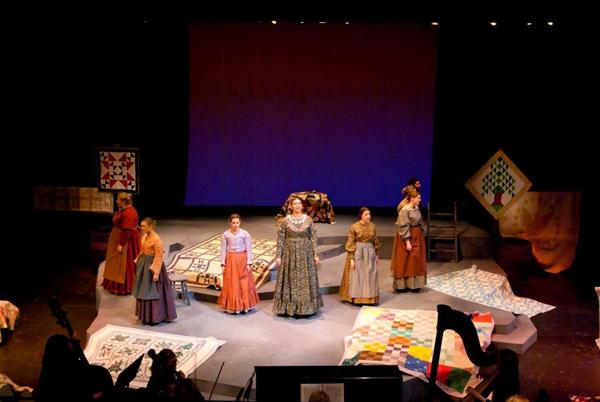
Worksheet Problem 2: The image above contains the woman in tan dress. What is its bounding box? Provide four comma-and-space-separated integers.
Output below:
339, 208, 381, 305
390, 187, 427, 291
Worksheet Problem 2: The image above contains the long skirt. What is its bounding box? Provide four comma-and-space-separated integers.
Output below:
273, 238, 323, 316
339, 242, 379, 304
217, 251, 259, 312
390, 227, 427, 290
102, 226, 140, 295
133, 254, 177, 325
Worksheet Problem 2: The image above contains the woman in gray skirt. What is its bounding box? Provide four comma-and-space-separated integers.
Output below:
339, 207, 381, 305
133, 217, 177, 325
273, 197, 323, 316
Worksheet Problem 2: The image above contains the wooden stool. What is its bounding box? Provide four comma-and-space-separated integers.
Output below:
168, 273, 191, 306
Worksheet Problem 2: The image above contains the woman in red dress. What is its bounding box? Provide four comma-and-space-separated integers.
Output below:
102, 193, 141, 295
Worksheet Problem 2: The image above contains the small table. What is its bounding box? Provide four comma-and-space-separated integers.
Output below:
0, 301, 20, 344
169, 273, 191, 306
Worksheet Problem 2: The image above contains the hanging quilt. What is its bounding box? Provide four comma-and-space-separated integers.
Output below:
98, 148, 139, 193
465, 149, 531, 219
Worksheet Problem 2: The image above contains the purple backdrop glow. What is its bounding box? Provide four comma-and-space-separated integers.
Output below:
186, 23, 437, 207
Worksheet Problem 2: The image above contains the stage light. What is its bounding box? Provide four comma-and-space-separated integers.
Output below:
345, 21, 350, 25
547, 21, 554, 26
489, 21, 497, 27
271, 20, 277, 25
526, 22, 533, 26
319, 21, 327, 24
431, 21, 439, 26
300, 21, 304, 24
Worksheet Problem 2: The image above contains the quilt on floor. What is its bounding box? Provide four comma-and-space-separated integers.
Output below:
341, 307, 494, 398
465, 149, 531, 220
427, 266, 555, 317
84, 324, 225, 388
166, 234, 277, 290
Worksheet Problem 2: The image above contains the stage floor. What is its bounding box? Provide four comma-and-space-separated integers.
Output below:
89, 216, 530, 400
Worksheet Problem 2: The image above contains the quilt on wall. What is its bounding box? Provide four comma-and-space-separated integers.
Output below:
98, 149, 139, 193
341, 307, 494, 398
427, 266, 555, 317
166, 234, 277, 290
465, 149, 531, 220
84, 324, 225, 388
33, 186, 114, 213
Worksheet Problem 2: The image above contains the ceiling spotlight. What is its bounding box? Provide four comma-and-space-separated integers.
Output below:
300, 21, 304, 24
271, 20, 277, 25
526, 22, 533, 26
431, 21, 439, 26
489, 21, 497, 27
547, 21, 554, 26
345, 21, 350, 25
318, 21, 327, 24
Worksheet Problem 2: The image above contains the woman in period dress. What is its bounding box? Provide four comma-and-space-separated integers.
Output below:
102, 192, 141, 295
132, 218, 177, 325
273, 197, 323, 316
397, 177, 421, 212
339, 207, 381, 305
217, 214, 259, 314
390, 187, 427, 292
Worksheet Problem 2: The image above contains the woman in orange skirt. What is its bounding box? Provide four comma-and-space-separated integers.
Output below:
390, 187, 427, 292
217, 214, 259, 314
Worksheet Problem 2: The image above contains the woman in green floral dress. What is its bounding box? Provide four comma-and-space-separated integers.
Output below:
273, 197, 323, 316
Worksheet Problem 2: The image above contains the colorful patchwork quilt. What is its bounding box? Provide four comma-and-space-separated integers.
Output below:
427, 266, 555, 317
84, 324, 225, 388
341, 307, 494, 398
166, 234, 277, 291
466, 149, 531, 219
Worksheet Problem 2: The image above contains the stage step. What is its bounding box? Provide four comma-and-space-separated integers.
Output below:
318, 243, 345, 260
491, 315, 537, 354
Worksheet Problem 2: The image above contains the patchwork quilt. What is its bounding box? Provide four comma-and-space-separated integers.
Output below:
84, 324, 225, 388
341, 307, 494, 398
465, 149, 531, 219
427, 266, 555, 317
166, 234, 277, 290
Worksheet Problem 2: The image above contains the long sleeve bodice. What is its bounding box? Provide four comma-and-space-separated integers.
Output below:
139, 231, 164, 275
345, 221, 381, 258
112, 205, 139, 246
276, 215, 318, 259
397, 205, 425, 240
220, 229, 253, 265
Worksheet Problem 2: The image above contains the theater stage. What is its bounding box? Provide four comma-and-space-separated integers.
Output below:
88, 216, 536, 400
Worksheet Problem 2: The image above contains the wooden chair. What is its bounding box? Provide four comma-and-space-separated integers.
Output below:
427, 202, 460, 262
